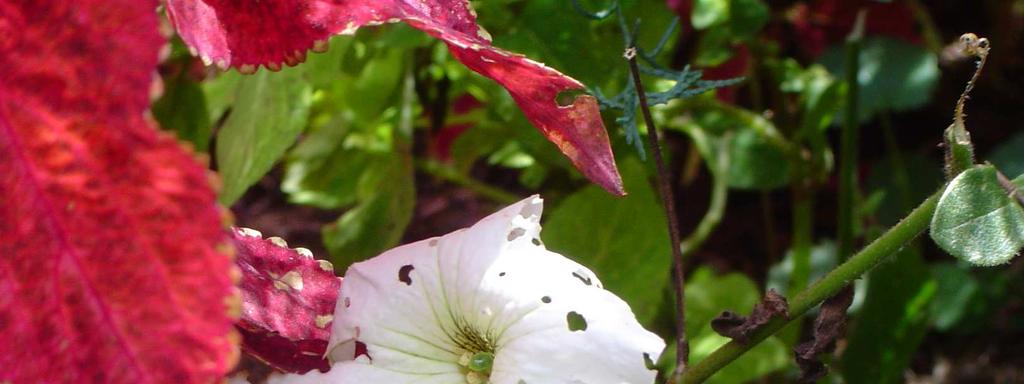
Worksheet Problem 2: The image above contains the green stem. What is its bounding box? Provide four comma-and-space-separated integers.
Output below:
837, 18, 863, 260
680, 190, 940, 384
415, 159, 520, 204
680, 146, 729, 259
790, 187, 813, 293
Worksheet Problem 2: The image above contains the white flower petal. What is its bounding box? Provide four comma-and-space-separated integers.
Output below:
303, 195, 665, 384
268, 361, 463, 384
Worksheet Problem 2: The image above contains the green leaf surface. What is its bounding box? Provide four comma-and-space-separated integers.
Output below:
930, 165, 1024, 266
727, 0, 769, 40
725, 128, 791, 190
216, 68, 312, 205
928, 262, 980, 331
152, 73, 211, 152
322, 151, 415, 269
820, 37, 938, 123
842, 246, 936, 384
692, 0, 729, 29
543, 157, 670, 324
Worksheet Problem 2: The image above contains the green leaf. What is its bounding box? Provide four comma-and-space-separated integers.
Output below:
202, 71, 242, 126
725, 128, 791, 190
988, 131, 1024, 178
671, 100, 793, 190
727, 0, 769, 40
928, 262, 980, 331
842, 247, 936, 384
542, 157, 670, 325
683, 267, 760, 337
322, 151, 415, 269
930, 165, 1024, 266
281, 122, 373, 210
692, 0, 729, 29
819, 37, 939, 123
152, 73, 211, 152
216, 68, 313, 205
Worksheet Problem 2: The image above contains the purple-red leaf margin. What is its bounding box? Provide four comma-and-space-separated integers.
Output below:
232, 227, 341, 374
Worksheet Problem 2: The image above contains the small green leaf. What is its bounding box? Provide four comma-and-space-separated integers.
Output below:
152, 73, 211, 152
930, 165, 1024, 266
216, 68, 313, 205
725, 128, 791, 190
543, 157, 670, 325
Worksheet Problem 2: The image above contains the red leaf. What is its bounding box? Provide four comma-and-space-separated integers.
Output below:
232, 228, 341, 374
166, 0, 625, 195
0, 0, 239, 383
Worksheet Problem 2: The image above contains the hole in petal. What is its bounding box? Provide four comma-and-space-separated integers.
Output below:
572, 270, 592, 286
531, 238, 542, 246
507, 227, 526, 241
399, 265, 415, 285
345, 297, 351, 307
555, 88, 587, 107
541, 296, 551, 304
566, 311, 588, 332
354, 341, 371, 360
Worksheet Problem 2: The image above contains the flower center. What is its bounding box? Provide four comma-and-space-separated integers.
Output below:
450, 319, 498, 383
459, 351, 495, 384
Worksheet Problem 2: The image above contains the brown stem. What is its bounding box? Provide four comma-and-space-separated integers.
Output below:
625, 47, 689, 377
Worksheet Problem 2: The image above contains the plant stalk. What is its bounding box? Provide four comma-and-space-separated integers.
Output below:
625, 46, 689, 375
680, 190, 940, 383
837, 17, 863, 261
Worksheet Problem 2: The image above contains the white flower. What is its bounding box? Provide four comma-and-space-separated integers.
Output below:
274, 196, 665, 384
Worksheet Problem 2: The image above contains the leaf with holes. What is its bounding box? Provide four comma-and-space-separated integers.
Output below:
930, 165, 1024, 266
0, 0, 238, 382
270, 196, 665, 383
232, 228, 341, 373
166, 0, 624, 195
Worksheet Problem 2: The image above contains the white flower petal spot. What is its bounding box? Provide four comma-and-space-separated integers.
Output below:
272, 196, 665, 384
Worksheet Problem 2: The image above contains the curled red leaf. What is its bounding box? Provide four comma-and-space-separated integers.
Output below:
166, 0, 625, 195
232, 228, 341, 374
0, 0, 238, 382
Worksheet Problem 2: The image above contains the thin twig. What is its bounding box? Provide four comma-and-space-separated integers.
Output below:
625, 46, 689, 377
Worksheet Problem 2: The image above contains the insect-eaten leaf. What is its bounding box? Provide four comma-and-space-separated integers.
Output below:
166, 0, 624, 195
930, 165, 1024, 266
0, 0, 238, 382
232, 228, 342, 373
